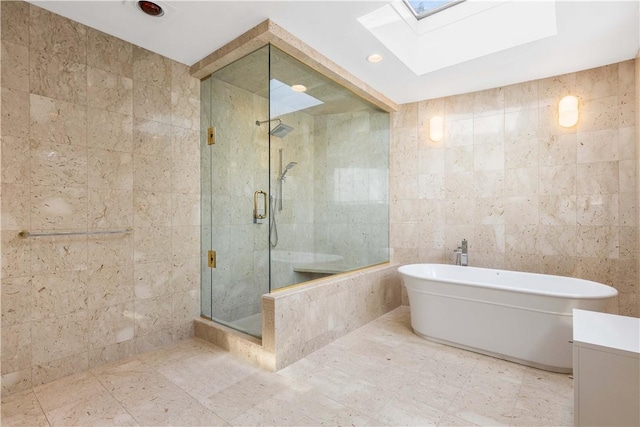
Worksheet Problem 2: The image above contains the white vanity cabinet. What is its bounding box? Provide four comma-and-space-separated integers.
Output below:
573, 309, 640, 427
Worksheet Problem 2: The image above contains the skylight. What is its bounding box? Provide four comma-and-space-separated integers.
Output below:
404, 0, 465, 19
269, 79, 323, 118
359, 0, 558, 76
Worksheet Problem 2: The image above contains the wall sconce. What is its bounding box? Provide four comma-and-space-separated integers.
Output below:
558, 95, 579, 127
429, 116, 444, 142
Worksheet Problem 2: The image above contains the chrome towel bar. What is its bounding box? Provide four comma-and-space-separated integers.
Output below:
18, 228, 132, 238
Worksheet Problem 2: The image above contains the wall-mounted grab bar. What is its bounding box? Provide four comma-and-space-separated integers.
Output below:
18, 228, 132, 238
254, 190, 267, 220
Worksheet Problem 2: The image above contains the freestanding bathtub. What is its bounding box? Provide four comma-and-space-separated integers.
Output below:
398, 264, 618, 373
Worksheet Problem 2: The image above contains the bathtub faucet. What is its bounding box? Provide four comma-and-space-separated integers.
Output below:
454, 240, 469, 266
461, 239, 468, 266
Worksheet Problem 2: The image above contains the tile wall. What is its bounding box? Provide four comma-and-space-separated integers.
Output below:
0, 1, 201, 395
268, 109, 317, 289
636, 49, 640, 317
313, 110, 390, 269
391, 60, 638, 317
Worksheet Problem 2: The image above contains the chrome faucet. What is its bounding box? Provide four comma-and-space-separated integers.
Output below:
454, 239, 468, 266
461, 239, 468, 266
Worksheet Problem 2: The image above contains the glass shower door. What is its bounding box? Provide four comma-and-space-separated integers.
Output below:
267, 46, 390, 291
200, 46, 269, 338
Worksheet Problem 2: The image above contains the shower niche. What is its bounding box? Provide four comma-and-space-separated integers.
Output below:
200, 44, 390, 338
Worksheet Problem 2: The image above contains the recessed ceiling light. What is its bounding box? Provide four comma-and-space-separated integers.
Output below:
291, 84, 307, 92
367, 54, 383, 63
137, 1, 164, 17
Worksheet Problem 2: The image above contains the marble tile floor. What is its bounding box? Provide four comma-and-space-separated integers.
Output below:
1, 307, 573, 427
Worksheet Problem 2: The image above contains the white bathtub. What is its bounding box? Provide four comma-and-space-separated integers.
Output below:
398, 264, 618, 373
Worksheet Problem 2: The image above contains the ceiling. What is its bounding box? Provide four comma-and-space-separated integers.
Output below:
212, 44, 379, 115
28, 0, 640, 105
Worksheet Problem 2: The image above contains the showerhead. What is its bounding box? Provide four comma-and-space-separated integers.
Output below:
256, 118, 294, 138
280, 162, 297, 180
270, 122, 294, 138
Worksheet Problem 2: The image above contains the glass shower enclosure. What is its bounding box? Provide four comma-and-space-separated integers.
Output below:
201, 45, 390, 338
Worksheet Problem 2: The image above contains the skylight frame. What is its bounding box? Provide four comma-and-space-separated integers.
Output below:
403, 0, 467, 20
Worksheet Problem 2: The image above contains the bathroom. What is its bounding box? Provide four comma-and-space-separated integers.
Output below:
1, 0, 639, 425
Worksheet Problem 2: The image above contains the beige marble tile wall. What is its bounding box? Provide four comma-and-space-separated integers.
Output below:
391, 60, 638, 317
313, 110, 390, 268
269, 110, 317, 289
636, 50, 640, 317
0, 1, 201, 395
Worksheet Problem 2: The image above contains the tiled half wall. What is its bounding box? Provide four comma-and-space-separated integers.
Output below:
195, 263, 403, 371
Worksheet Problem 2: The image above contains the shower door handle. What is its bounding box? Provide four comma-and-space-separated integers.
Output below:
254, 190, 267, 221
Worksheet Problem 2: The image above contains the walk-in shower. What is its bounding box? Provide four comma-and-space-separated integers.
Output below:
200, 44, 390, 338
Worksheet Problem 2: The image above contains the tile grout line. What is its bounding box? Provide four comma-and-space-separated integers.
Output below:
441, 354, 480, 419
89, 366, 142, 426
135, 348, 237, 425
511, 365, 528, 420
30, 386, 53, 427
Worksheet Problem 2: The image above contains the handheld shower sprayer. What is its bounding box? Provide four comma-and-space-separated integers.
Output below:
280, 162, 297, 180
271, 150, 298, 247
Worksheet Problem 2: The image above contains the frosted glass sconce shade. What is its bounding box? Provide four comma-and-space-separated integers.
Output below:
429, 115, 444, 142
558, 95, 579, 127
